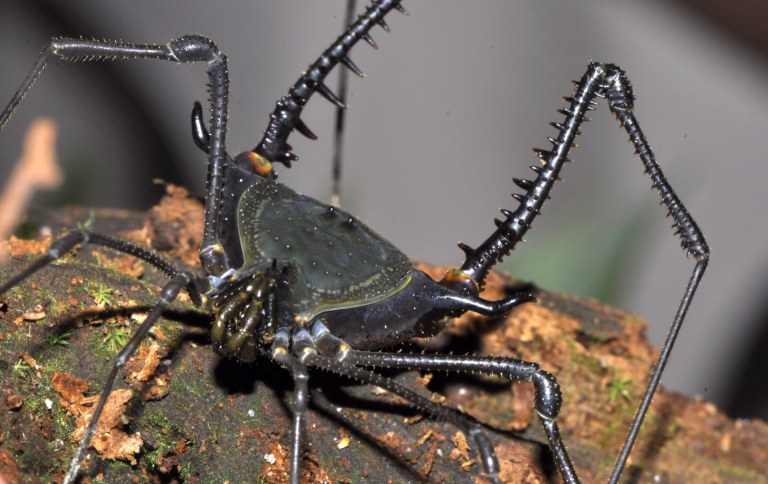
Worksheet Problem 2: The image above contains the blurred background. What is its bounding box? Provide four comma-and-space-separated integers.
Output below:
1, 1, 767, 420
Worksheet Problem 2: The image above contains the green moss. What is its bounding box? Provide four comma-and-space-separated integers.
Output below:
141, 406, 192, 475
11, 358, 31, 377
77, 209, 97, 231
607, 376, 633, 404
51, 403, 74, 437
90, 284, 115, 306
168, 369, 208, 398
102, 326, 130, 353
144, 409, 183, 450
86, 320, 135, 361
565, 337, 604, 375
144, 409, 172, 429
47, 329, 73, 348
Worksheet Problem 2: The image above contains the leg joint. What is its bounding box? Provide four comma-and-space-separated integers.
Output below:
168, 35, 222, 63
47, 230, 88, 258
532, 369, 562, 420
602, 63, 635, 112
160, 271, 193, 303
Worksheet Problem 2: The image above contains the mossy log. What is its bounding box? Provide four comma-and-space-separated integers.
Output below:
1, 188, 766, 483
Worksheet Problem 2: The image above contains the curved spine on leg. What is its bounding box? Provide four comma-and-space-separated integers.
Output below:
459, 64, 607, 286
442, 290, 536, 317
448, 62, 709, 480
459, 61, 709, 288
253, 0, 406, 166
602, 64, 708, 260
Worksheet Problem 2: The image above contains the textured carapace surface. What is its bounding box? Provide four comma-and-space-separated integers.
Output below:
237, 180, 412, 321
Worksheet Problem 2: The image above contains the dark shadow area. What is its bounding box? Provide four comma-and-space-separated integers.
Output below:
309, 381, 425, 481
213, 354, 291, 397
723, 277, 768, 421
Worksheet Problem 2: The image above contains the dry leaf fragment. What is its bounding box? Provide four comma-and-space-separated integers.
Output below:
451, 431, 470, 460
50, 371, 143, 464
337, 436, 350, 450
22, 306, 46, 321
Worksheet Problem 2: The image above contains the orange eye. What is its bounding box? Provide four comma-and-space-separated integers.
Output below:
246, 151, 274, 177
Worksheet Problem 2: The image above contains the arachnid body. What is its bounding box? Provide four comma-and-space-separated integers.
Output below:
0, 1, 711, 483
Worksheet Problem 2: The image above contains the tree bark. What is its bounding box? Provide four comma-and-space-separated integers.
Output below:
1, 188, 766, 483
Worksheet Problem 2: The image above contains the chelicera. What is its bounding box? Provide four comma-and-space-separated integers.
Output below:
0, 1, 709, 483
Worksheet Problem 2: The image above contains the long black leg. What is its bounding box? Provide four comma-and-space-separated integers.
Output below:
289, 364, 310, 484
271, 328, 311, 484
344, 349, 579, 483
0, 229, 203, 305
63, 271, 192, 484
0, 35, 231, 277
307, 323, 510, 482
330, 0, 358, 207
609, 259, 707, 483
0, 230, 202, 481
278, 359, 310, 484
300, 349, 505, 484
455, 62, 709, 481
605, 75, 709, 481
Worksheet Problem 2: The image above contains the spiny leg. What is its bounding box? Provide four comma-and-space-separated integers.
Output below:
0, 229, 203, 305
188, 0, 406, 214
0, 231, 203, 480
249, 0, 407, 167
343, 349, 578, 483
0, 35, 232, 277
602, 70, 709, 481
191, 0, 407, 170
304, 323, 508, 484
271, 328, 311, 484
62, 271, 193, 484
454, 62, 709, 481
